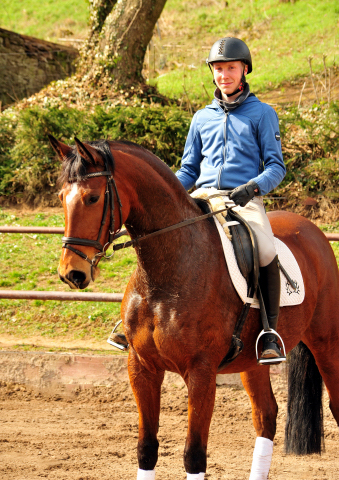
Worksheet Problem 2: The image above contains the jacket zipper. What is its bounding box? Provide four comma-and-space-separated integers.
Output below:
217, 111, 229, 189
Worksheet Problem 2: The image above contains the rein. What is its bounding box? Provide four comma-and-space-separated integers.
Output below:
63, 142, 234, 272
112, 206, 231, 252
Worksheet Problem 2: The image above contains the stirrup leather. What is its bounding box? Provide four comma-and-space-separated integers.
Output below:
255, 329, 286, 365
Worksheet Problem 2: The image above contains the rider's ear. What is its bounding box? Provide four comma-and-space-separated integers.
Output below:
48, 134, 72, 161
74, 137, 103, 167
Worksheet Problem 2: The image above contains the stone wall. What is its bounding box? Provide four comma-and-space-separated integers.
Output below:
0, 28, 78, 108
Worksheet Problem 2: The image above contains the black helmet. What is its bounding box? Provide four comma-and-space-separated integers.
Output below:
207, 37, 252, 74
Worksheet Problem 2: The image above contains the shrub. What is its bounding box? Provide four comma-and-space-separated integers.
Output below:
0, 105, 191, 204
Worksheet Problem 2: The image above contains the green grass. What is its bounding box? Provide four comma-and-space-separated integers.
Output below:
1, 0, 338, 102
0, 0, 89, 42
320, 222, 339, 267
0, 209, 137, 343
1, 209, 338, 348
155, 0, 339, 101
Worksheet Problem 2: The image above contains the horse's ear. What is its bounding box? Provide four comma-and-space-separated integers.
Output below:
74, 137, 102, 167
48, 134, 72, 161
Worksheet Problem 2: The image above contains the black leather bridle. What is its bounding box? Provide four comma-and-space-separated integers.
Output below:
62, 143, 123, 279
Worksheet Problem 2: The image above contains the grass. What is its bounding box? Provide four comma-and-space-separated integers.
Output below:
320, 222, 339, 266
0, 1, 338, 349
0, 209, 338, 349
0, 0, 89, 42
153, 0, 339, 102
0, 208, 137, 345
1, 0, 338, 102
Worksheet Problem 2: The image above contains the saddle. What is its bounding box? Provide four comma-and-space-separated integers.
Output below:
194, 198, 263, 368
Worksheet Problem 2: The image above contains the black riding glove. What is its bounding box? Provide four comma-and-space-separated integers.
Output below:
229, 180, 260, 207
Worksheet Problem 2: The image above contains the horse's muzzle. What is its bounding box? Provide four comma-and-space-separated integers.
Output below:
58, 269, 90, 290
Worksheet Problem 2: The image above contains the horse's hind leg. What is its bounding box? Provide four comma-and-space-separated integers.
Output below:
309, 342, 339, 427
240, 368, 278, 480
184, 363, 217, 479
128, 349, 164, 480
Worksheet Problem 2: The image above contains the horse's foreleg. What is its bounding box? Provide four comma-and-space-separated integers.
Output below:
184, 364, 217, 480
240, 368, 278, 480
128, 349, 164, 480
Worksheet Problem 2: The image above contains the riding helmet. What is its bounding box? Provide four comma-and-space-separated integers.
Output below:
206, 37, 252, 74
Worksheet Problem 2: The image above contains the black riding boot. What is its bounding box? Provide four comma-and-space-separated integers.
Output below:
258, 255, 286, 365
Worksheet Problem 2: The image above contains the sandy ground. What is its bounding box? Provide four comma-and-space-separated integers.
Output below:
0, 371, 338, 480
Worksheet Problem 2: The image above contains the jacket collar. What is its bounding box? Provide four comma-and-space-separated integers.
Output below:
205, 92, 257, 112
214, 83, 251, 111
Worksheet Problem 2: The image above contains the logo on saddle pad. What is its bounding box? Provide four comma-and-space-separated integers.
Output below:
286, 280, 300, 296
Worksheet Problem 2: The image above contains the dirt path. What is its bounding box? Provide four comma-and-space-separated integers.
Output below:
0, 372, 338, 480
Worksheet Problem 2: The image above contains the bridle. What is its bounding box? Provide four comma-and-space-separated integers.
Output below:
62, 142, 123, 279
62, 141, 236, 277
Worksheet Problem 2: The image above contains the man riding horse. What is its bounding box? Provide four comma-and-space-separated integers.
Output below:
176, 37, 286, 364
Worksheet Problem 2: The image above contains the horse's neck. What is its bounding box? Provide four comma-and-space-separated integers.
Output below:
119, 152, 205, 289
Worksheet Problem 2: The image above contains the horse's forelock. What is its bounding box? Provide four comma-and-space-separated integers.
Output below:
58, 140, 115, 185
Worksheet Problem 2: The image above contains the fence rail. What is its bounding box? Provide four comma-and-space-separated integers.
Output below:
0, 227, 128, 237
325, 233, 339, 241
0, 290, 123, 302
0, 226, 127, 303
0, 226, 338, 240
0, 226, 338, 304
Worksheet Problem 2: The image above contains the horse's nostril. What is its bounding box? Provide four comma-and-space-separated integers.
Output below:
67, 270, 86, 288
59, 273, 67, 284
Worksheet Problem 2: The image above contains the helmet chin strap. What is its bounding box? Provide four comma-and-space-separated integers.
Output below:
228, 73, 246, 97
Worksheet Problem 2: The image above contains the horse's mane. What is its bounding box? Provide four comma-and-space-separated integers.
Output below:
58, 139, 170, 185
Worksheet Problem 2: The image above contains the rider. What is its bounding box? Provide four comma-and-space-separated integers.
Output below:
175, 37, 286, 364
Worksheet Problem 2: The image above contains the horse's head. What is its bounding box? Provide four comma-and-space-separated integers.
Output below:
49, 135, 126, 289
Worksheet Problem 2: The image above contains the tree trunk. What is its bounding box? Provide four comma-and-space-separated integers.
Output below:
79, 0, 117, 71
80, 0, 167, 88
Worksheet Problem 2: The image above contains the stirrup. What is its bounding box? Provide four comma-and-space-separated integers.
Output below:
107, 320, 129, 351
255, 329, 286, 365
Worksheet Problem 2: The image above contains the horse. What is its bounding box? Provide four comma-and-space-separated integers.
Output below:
49, 135, 339, 480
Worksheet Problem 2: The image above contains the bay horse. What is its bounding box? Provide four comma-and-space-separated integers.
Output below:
49, 136, 339, 480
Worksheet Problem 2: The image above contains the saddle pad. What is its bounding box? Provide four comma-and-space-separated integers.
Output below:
213, 216, 305, 308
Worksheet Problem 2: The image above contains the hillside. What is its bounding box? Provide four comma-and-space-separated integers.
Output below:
1, 0, 338, 104
0, 0, 338, 221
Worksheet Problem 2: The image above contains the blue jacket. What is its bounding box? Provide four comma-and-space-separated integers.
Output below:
176, 95, 286, 196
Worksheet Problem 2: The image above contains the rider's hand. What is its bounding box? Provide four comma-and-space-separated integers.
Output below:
229, 180, 260, 207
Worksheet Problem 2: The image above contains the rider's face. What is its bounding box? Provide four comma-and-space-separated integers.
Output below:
213, 61, 247, 98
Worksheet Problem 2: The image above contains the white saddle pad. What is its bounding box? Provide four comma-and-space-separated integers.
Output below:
213, 216, 305, 308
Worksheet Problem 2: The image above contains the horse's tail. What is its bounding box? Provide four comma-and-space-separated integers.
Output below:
284, 341, 324, 455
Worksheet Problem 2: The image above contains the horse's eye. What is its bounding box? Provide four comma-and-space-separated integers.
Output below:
88, 195, 99, 205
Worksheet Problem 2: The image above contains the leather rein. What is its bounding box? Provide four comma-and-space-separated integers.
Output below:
62, 142, 233, 274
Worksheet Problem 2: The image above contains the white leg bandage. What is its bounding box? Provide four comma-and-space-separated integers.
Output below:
186, 473, 205, 480
249, 437, 273, 480
137, 469, 155, 480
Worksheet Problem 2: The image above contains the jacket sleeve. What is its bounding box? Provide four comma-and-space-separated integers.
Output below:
175, 113, 203, 191
251, 106, 286, 196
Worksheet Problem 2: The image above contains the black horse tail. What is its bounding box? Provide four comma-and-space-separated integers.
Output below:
284, 341, 324, 455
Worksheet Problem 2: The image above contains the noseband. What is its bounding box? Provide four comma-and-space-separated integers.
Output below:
62, 142, 123, 279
